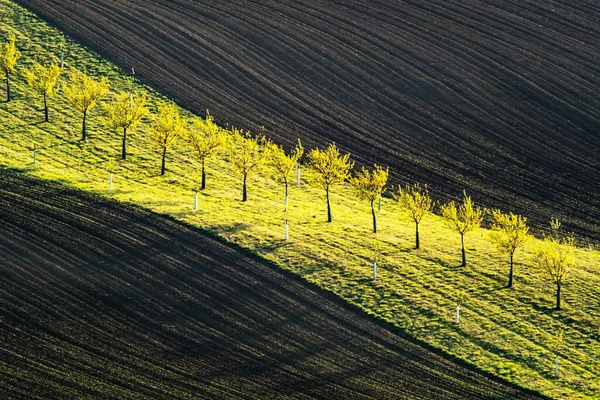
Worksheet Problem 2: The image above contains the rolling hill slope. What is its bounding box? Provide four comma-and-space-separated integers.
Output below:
0, 169, 546, 399
13, 0, 600, 241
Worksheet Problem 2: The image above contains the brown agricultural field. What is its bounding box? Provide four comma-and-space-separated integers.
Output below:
0, 169, 547, 399
12, 0, 600, 242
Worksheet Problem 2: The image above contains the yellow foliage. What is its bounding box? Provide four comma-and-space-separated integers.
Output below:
308, 142, 353, 190
0, 33, 19, 76
228, 127, 267, 176
350, 164, 388, 204
63, 69, 110, 114
534, 235, 575, 286
22, 60, 61, 97
186, 111, 225, 162
266, 139, 304, 184
103, 91, 148, 132
489, 209, 530, 256
394, 183, 433, 224
441, 191, 484, 235
150, 102, 185, 150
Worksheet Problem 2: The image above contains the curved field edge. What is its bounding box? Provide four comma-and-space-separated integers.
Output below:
1, 170, 550, 400
11, 0, 600, 243
0, 1, 598, 398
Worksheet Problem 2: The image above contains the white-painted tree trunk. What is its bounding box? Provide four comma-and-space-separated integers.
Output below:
296, 166, 301, 185
285, 221, 289, 241
373, 261, 377, 280
109, 172, 113, 190
555, 355, 559, 378
194, 192, 198, 210
33, 144, 36, 165
456, 305, 460, 324
60, 51, 64, 68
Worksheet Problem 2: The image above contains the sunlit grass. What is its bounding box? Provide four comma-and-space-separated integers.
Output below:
1, 1, 599, 398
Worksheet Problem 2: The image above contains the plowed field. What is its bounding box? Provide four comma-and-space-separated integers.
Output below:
0, 169, 546, 399
12, 0, 600, 241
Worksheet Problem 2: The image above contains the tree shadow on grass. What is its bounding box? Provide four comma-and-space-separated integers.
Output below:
96, 188, 133, 196
258, 240, 287, 254
531, 302, 560, 316
421, 255, 462, 270
206, 222, 250, 236
2, 165, 36, 174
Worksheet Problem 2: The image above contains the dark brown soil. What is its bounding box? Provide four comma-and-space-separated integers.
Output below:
0, 169, 546, 399
13, 0, 600, 242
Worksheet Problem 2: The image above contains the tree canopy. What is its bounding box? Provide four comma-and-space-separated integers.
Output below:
150, 102, 185, 175
394, 183, 433, 249
63, 69, 110, 141
350, 164, 388, 233
441, 191, 484, 266
308, 143, 353, 222
23, 59, 62, 122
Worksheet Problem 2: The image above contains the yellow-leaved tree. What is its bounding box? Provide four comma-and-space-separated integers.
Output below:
186, 111, 225, 190
350, 164, 388, 233
266, 139, 304, 211
394, 183, 433, 249
0, 33, 20, 102
228, 127, 267, 202
308, 143, 353, 222
534, 234, 575, 310
23, 60, 62, 122
103, 91, 148, 159
440, 191, 484, 267
63, 69, 110, 141
489, 209, 531, 288
150, 102, 185, 175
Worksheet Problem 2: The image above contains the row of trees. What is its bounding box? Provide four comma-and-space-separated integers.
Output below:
1, 34, 576, 310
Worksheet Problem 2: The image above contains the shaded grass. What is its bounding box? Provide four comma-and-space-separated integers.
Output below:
0, 1, 599, 398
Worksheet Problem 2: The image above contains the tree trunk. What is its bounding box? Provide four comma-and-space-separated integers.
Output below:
415, 221, 420, 249
507, 253, 514, 288
121, 127, 127, 159
43, 93, 48, 122
556, 283, 561, 310
326, 186, 332, 222
201, 159, 206, 190
161, 147, 167, 175
284, 178, 289, 211
371, 201, 377, 233
5, 75, 10, 102
460, 233, 466, 267
242, 173, 247, 202
81, 110, 87, 141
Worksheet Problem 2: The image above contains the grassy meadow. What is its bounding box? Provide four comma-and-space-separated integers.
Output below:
1, 1, 599, 398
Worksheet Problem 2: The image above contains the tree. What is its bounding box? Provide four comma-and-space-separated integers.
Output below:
63, 69, 110, 141
534, 235, 575, 310
550, 217, 561, 240
308, 143, 353, 222
350, 164, 388, 233
103, 91, 148, 159
23, 60, 62, 122
186, 111, 225, 190
489, 209, 531, 288
150, 102, 185, 175
0, 33, 20, 102
440, 191, 483, 267
394, 183, 433, 249
266, 139, 303, 211
228, 127, 267, 202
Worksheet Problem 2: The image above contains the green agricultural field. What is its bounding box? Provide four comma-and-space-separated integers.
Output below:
0, 1, 598, 398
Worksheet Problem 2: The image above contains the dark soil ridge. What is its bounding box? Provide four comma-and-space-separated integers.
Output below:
0, 168, 546, 399
11, 0, 600, 243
